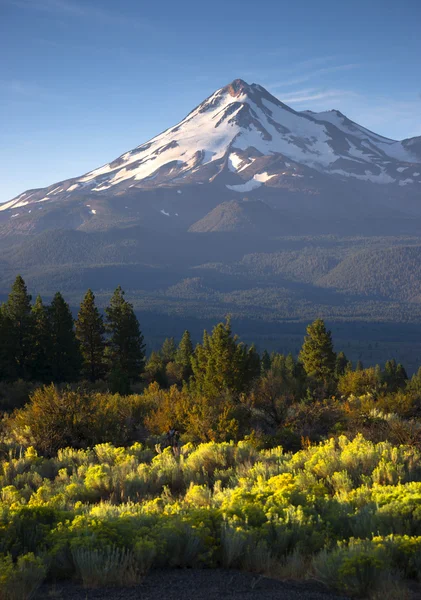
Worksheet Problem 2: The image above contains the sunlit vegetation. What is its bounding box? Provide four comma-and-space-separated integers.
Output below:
2, 276, 421, 597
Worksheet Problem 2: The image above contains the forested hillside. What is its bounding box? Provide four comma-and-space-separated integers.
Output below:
2, 277, 421, 597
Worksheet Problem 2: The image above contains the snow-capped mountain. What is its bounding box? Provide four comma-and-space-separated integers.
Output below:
1, 79, 420, 234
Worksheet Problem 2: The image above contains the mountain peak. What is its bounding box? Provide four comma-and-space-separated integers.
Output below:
1, 77, 420, 218
224, 78, 253, 97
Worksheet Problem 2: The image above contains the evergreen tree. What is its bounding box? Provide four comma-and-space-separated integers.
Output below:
30, 295, 53, 382
261, 350, 271, 374
407, 366, 421, 394
75, 289, 106, 381
175, 330, 194, 381
383, 359, 408, 391
105, 286, 145, 381
299, 318, 336, 384
335, 351, 349, 377
191, 318, 260, 397
1, 276, 33, 380
0, 310, 16, 381
396, 363, 408, 387
144, 351, 167, 387
356, 360, 364, 371
160, 337, 176, 364
48, 292, 82, 382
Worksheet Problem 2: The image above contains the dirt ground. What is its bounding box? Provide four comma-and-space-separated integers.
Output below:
35, 568, 351, 600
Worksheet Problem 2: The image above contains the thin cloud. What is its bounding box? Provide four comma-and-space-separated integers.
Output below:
271, 64, 361, 88
0, 79, 62, 101
5, 0, 152, 30
293, 55, 338, 69
276, 88, 358, 104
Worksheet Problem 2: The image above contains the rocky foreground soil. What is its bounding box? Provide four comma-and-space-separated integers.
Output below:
35, 569, 350, 600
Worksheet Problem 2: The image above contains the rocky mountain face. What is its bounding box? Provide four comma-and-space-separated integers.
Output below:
1, 78, 420, 236
2, 77, 421, 359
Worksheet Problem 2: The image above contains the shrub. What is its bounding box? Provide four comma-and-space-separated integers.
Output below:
71, 545, 140, 588
313, 541, 388, 597
0, 553, 46, 600
221, 523, 247, 568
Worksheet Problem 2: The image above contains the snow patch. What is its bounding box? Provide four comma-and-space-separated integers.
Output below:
228, 153, 244, 172
226, 179, 262, 192
160, 209, 170, 216
254, 172, 276, 183
177, 190, 182, 194
413, 172, 420, 177
48, 186, 62, 195
91, 209, 97, 214
399, 179, 414, 186
330, 168, 396, 184
397, 167, 408, 173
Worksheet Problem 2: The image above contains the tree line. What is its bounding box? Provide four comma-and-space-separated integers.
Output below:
0, 275, 410, 402
0, 276, 144, 390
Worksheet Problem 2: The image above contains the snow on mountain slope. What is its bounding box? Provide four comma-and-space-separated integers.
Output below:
1, 79, 420, 217
305, 109, 416, 163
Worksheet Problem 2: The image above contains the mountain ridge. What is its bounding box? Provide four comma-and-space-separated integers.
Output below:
1, 78, 420, 237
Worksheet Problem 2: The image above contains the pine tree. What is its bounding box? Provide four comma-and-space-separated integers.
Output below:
383, 359, 408, 392
144, 351, 167, 387
105, 286, 145, 381
160, 337, 176, 364
75, 289, 106, 381
175, 330, 194, 380
31, 295, 53, 382
1, 276, 33, 380
396, 363, 408, 387
48, 292, 82, 382
0, 310, 16, 381
299, 318, 336, 384
335, 351, 349, 377
191, 318, 260, 397
261, 350, 271, 374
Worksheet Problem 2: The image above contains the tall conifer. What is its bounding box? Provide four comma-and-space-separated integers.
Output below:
105, 286, 145, 381
48, 292, 82, 382
191, 318, 260, 397
75, 289, 106, 381
299, 318, 336, 384
1, 276, 33, 379
31, 295, 53, 382
175, 330, 194, 380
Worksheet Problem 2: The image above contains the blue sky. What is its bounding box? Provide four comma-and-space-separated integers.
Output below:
1, 0, 420, 201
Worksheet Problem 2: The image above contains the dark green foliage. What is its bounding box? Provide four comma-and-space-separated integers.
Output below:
383, 359, 408, 392
75, 289, 106, 381
261, 349, 271, 374
0, 275, 33, 380
48, 292, 82, 382
299, 319, 336, 384
108, 365, 131, 395
335, 351, 349, 378
144, 351, 167, 387
160, 337, 176, 364
0, 309, 16, 381
190, 318, 260, 398
30, 296, 53, 382
105, 286, 145, 381
175, 330, 194, 380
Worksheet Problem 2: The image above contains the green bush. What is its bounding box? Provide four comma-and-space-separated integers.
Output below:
0, 553, 46, 600
72, 545, 140, 588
